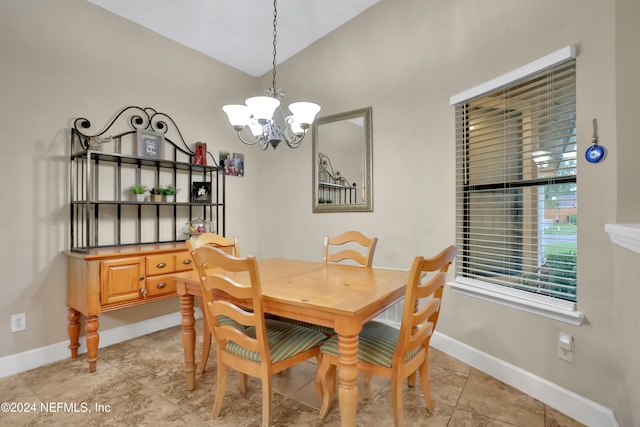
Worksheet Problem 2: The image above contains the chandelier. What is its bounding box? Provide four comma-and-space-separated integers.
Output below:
222, 0, 321, 150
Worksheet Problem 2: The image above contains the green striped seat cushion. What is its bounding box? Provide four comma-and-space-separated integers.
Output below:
320, 321, 419, 368
270, 316, 335, 337
216, 315, 245, 331
225, 319, 328, 364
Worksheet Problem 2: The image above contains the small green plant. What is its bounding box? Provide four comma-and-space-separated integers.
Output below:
129, 184, 148, 195
150, 187, 164, 195
318, 198, 334, 204
162, 185, 180, 196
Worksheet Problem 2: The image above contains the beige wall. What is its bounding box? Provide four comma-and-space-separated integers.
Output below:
255, 0, 636, 425
2, 0, 638, 425
0, 0, 260, 354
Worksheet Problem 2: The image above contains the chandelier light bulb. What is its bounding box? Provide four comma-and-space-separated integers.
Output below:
288, 102, 321, 129
222, 104, 251, 131
246, 96, 280, 123
248, 120, 264, 136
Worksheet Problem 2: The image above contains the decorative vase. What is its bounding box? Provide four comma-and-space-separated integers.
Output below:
165, 195, 175, 202
152, 194, 163, 202
136, 194, 145, 202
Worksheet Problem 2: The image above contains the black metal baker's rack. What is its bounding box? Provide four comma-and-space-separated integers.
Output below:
69, 106, 225, 252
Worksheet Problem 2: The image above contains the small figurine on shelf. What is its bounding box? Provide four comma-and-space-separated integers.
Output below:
194, 142, 207, 166
129, 184, 148, 202
183, 218, 214, 237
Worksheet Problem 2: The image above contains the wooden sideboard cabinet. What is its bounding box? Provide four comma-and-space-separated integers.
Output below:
65, 243, 193, 372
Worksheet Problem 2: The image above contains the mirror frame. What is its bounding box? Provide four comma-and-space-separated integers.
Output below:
312, 106, 373, 213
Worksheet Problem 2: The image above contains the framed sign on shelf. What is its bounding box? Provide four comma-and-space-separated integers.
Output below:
137, 129, 164, 159
191, 181, 211, 203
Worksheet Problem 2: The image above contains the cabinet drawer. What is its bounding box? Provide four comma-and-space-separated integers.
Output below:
175, 251, 194, 272
146, 274, 176, 297
146, 254, 175, 276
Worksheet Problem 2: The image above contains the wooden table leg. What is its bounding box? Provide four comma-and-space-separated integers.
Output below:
180, 293, 197, 391
338, 334, 359, 427
67, 308, 81, 359
85, 315, 99, 373
196, 296, 211, 374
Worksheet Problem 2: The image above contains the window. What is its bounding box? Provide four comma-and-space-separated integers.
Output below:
450, 47, 582, 325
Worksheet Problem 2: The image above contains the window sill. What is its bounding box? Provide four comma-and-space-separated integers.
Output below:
450, 277, 584, 326
605, 223, 640, 254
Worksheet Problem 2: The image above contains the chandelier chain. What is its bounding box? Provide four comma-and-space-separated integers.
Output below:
221, 0, 320, 150
271, 0, 278, 92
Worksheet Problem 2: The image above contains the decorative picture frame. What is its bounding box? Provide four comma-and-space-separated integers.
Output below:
219, 151, 245, 177
137, 129, 164, 159
191, 181, 211, 204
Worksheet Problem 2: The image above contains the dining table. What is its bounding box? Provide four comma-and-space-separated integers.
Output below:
172, 258, 409, 427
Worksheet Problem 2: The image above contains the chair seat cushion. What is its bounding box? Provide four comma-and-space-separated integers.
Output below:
225, 319, 328, 363
270, 316, 335, 337
320, 321, 419, 368
216, 315, 245, 330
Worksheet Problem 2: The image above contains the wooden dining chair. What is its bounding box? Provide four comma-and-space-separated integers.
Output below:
185, 233, 240, 374
190, 245, 329, 426
322, 230, 378, 267
276, 230, 379, 336
315, 245, 457, 427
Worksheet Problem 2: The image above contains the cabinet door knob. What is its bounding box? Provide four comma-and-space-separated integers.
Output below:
140, 276, 145, 281
183, 259, 192, 265
156, 262, 167, 268
156, 282, 167, 289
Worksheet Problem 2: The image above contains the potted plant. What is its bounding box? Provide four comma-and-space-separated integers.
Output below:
162, 185, 180, 202
129, 184, 148, 202
150, 186, 164, 202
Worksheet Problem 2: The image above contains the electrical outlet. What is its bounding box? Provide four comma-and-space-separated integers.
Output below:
557, 347, 574, 363
11, 313, 26, 332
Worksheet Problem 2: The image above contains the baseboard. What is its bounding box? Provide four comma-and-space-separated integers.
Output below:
0, 309, 202, 379
430, 331, 619, 427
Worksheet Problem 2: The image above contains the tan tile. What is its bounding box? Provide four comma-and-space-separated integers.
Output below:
138, 407, 211, 426
272, 361, 318, 397
3, 324, 582, 427
545, 405, 586, 427
457, 370, 544, 426
309, 369, 389, 418
0, 377, 41, 426
448, 407, 520, 426
404, 363, 468, 408
429, 347, 473, 375
268, 398, 340, 427
359, 384, 455, 427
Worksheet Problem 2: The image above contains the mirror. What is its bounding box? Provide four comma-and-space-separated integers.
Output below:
312, 107, 372, 213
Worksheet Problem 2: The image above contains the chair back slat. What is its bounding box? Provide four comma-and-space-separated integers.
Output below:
395, 245, 457, 363
323, 230, 378, 267
189, 245, 270, 363
189, 232, 240, 256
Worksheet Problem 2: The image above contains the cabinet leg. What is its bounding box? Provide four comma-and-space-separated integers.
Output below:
67, 308, 81, 359
85, 315, 100, 373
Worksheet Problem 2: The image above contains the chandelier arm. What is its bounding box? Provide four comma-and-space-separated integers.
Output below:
236, 130, 270, 151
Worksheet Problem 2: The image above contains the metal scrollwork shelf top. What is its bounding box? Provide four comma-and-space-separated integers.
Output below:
73, 106, 216, 165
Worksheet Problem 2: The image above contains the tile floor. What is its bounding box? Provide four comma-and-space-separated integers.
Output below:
1, 320, 585, 426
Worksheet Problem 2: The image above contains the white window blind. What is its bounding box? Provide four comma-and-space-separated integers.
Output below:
453, 59, 577, 303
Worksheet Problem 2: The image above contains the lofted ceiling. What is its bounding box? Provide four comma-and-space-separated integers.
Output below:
87, 0, 381, 77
